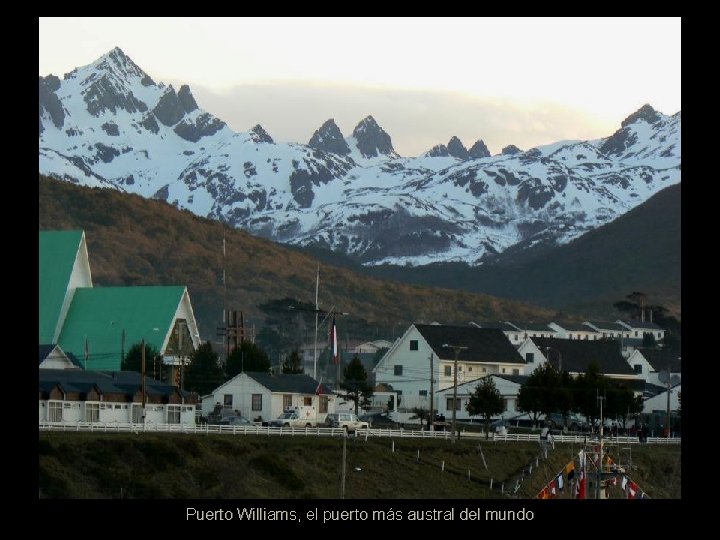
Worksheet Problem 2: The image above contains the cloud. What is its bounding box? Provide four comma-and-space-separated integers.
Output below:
184, 81, 628, 156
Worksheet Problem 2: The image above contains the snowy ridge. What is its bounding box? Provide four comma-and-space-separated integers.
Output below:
39, 48, 681, 267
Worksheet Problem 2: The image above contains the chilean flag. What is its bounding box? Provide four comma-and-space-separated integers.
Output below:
330, 316, 338, 364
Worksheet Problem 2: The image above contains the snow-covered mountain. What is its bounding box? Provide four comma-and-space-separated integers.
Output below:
39, 48, 681, 266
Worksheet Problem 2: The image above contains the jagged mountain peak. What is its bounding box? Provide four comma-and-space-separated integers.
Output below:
468, 139, 491, 159
309, 118, 350, 155
447, 136, 468, 159
78, 46, 155, 87
501, 144, 522, 156
249, 124, 274, 144
621, 104, 661, 128
351, 115, 395, 158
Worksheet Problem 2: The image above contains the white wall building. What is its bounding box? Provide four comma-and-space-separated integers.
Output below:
202, 372, 336, 425
548, 322, 600, 341
373, 324, 526, 411
435, 374, 526, 422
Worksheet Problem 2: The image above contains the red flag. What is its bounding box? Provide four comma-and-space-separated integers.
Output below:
548, 478, 557, 498
576, 470, 586, 499
628, 480, 639, 499
330, 316, 338, 365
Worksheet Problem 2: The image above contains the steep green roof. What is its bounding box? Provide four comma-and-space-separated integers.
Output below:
58, 286, 186, 371
39, 230, 84, 344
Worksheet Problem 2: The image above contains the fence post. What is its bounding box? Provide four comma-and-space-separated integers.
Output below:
417, 449, 420, 462
490, 478, 494, 489
501, 483, 504, 494
468, 469, 471, 481
441, 460, 445, 472
392, 440, 395, 453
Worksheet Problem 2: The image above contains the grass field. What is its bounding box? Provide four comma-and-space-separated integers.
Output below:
38, 432, 680, 499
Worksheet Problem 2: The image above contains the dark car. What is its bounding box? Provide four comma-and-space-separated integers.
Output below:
218, 415, 254, 426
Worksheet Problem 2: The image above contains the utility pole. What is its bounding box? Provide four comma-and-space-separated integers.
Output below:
340, 430, 347, 499
429, 353, 434, 431
314, 264, 319, 380
665, 359, 671, 438
443, 344, 468, 444
141, 338, 146, 424
596, 391, 605, 500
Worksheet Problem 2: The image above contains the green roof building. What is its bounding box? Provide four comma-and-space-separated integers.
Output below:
39, 230, 200, 371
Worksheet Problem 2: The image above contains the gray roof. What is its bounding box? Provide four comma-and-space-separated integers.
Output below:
619, 319, 665, 331
476, 321, 521, 332
586, 321, 628, 332
639, 349, 681, 373
515, 323, 554, 332
531, 337, 635, 376
245, 372, 333, 395
555, 322, 596, 332
415, 324, 525, 364
38, 369, 195, 401
39, 344, 82, 368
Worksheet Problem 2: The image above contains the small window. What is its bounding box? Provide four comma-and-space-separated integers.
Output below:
303, 397, 312, 406
468, 366, 472, 372
419, 390, 428, 397
657, 332, 661, 338
526, 352, 534, 363
482, 367, 487, 373
224, 394, 233, 407
634, 364, 642, 374
319, 395, 328, 413
409, 340, 419, 351
513, 369, 520, 376
501, 368, 506, 374
635, 331, 639, 337
514, 334, 518, 341
167, 405, 181, 424
446, 398, 461, 411
444, 366, 452, 376
283, 394, 292, 410
251, 394, 262, 411
394, 365, 403, 376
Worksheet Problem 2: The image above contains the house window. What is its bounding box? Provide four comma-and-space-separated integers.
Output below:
48, 401, 63, 422
419, 390, 428, 397
468, 367, 473, 372
634, 364, 642, 374
444, 366, 452, 376
283, 394, 292, 410
132, 404, 143, 423
602, 333, 606, 338
409, 340, 419, 351
85, 403, 99, 423
501, 368, 506, 374
394, 365, 403, 376
569, 334, 573, 340
635, 331, 639, 337
513, 369, 520, 376
447, 398, 461, 411
251, 394, 262, 411
526, 353, 534, 363
224, 394, 233, 407
304, 397, 312, 406
657, 332, 662, 338
319, 396, 328, 413
482, 367, 487, 373
514, 335, 518, 341
167, 405, 181, 424
503, 399, 509, 412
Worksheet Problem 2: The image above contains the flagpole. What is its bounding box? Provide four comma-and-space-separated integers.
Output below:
313, 264, 319, 380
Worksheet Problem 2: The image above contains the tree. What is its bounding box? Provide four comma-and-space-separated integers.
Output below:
282, 348, 304, 374
572, 362, 609, 429
122, 341, 160, 373
518, 362, 560, 425
466, 377, 504, 439
184, 341, 224, 395
642, 332, 657, 348
340, 355, 373, 416
225, 341, 270, 378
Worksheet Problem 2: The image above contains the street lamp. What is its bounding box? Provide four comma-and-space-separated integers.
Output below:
442, 343, 468, 444
545, 346, 562, 373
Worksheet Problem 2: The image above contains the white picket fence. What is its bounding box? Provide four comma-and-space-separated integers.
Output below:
38, 422, 680, 445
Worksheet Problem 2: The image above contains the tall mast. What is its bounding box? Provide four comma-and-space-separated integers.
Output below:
313, 263, 319, 380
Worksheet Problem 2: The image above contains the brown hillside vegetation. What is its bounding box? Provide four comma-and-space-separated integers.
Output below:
38, 433, 680, 499
39, 176, 556, 338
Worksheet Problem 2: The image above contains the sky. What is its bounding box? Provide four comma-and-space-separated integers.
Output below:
39, 17, 681, 157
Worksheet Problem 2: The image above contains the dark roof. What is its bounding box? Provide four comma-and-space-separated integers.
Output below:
39, 344, 56, 364
245, 372, 333, 394
415, 324, 525, 364
515, 323, 554, 332
38, 369, 195, 402
476, 321, 520, 332
638, 349, 681, 372
586, 321, 627, 332
619, 319, 664, 331
555, 322, 596, 332
531, 337, 635, 376
493, 374, 530, 385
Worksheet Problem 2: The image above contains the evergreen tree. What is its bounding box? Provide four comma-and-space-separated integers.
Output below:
225, 341, 271, 378
282, 348, 304, 374
184, 341, 224, 395
340, 355, 373, 416
466, 377, 504, 439
122, 341, 160, 373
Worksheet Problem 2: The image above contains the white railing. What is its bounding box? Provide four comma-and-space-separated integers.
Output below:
37, 422, 681, 444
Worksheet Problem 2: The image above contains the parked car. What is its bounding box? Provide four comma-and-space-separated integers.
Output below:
269, 407, 317, 427
325, 412, 369, 432
217, 415, 254, 426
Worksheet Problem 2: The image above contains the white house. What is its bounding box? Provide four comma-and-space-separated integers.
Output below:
39, 344, 81, 370
642, 384, 681, 414
373, 324, 526, 411
202, 372, 336, 425
435, 374, 527, 422
548, 322, 600, 341
625, 349, 681, 386
39, 369, 197, 425
584, 321, 633, 342
617, 320, 665, 345
512, 323, 557, 340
